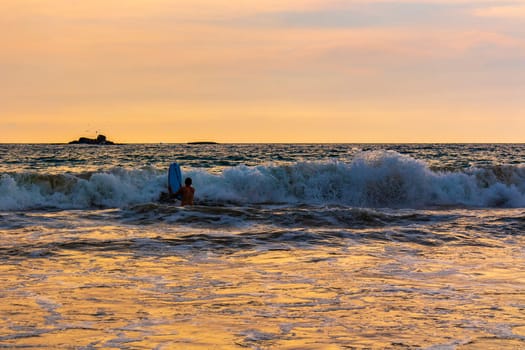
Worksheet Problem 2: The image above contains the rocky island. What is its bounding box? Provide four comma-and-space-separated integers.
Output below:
69, 135, 116, 145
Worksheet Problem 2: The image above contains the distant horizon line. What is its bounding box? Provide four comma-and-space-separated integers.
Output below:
2, 141, 525, 145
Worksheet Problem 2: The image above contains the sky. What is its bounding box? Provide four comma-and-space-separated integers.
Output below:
1, 0, 524, 143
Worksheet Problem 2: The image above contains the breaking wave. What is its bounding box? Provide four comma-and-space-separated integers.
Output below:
2, 151, 525, 210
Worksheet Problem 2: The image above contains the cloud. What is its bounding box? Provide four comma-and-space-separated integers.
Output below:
2, 0, 334, 22
473, 4, 525, 18
229, 2, 470, 29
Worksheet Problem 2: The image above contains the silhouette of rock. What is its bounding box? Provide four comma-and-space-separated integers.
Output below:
187, 141, 219, 145
69, 135, 116, 145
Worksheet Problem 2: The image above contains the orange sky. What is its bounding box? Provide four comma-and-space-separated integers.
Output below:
2, 0, 524, 143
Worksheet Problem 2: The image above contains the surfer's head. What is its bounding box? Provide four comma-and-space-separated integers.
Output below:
185, 177, 192, 186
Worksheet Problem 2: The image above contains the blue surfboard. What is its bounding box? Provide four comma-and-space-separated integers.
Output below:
168, 163, 183, 200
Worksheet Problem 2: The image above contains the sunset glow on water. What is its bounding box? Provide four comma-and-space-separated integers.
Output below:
1, 144, 525, 348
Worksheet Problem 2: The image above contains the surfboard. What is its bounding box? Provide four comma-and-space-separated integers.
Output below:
168, 163, 183, 200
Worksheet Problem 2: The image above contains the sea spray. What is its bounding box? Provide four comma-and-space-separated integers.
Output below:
0, 168, 166, 210
193, 151, 525, 208
2, 151, 525, 210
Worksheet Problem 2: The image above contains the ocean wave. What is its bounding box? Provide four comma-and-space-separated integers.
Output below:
194, 150, 525, 208
2, 151, 525, 210
0, 167, 166, 210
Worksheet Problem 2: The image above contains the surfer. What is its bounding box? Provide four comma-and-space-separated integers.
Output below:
172, 177, 195, 206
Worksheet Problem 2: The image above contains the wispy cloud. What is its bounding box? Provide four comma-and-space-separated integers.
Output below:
227, 2, 471, 29
473, 4, 525, 18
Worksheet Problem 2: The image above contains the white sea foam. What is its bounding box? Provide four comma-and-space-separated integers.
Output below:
2, 151, 525, 210
0, 168, 166, 210
193, 151, 525, 208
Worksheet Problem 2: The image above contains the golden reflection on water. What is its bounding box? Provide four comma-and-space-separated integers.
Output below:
1, 232, 525, 349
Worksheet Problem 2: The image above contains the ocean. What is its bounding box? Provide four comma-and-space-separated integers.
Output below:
1, 143, 524, 349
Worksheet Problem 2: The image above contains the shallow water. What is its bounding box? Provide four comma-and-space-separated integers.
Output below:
1, 144, 525, 348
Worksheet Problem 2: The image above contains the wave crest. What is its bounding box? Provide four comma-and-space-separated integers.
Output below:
195, 151, 525, 208
0, 167, 165, 210
2, 151, 525, 210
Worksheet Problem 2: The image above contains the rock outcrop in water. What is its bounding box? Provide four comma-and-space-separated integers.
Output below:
69, 135, 116, 145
